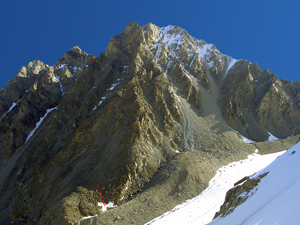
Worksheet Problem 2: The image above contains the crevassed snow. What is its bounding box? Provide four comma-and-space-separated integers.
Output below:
210, 143, 300, 225
25, 107, 57, 143
146, 151, 285, 225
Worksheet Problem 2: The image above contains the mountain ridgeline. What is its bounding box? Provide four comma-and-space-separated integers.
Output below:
0, 22, 299, 224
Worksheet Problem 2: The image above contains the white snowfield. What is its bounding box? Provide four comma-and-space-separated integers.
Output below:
145, 146, 295, 225
210, 142, 300, 225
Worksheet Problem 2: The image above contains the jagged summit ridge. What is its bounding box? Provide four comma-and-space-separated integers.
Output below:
143, 23, 238, 84
142, 22, 299, 140
0, 46, 94, 115
0, 46, 95, 159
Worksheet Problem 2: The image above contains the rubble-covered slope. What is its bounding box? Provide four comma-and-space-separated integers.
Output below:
0, 22, 299, 224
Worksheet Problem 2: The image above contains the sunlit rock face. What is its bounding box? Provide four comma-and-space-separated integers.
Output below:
0, 22, 299, 224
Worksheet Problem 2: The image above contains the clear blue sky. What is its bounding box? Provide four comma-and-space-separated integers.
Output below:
1, 0, 299, 88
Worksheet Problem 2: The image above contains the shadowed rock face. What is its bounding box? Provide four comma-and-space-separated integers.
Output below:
0, 47, 95, 161
219, 60, 299, 141
0, 22, 299, 224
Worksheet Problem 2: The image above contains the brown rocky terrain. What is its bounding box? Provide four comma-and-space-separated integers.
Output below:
0, 22, 299, 224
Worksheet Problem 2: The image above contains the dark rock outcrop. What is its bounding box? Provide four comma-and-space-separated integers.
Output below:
214, 172, 269, 219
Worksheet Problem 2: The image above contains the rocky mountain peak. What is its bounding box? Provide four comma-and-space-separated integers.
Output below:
0, 22, 299, 225
142, 23, 239, 89
0, 46, 95, 165
58, 46, 92, 66
105, 21, 150, 63
143, 23, 161, 44
54, 46, 95, 81
26, 60, 48, 75
124, 21, 141, 34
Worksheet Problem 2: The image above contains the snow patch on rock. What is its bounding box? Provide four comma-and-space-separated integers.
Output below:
25, 107, 58, 143
146, 151, 285, 225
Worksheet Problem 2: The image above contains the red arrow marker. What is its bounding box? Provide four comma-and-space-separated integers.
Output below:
97, 183, 105, 207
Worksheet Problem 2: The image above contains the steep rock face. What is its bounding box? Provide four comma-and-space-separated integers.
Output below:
143, 23, 300, 141
1, 22, 183, 224
281, 80, 300, 109
143, 23, 234, 90
53, 46, 96, 93
0, 48, 94, 161
0, 22, 299, 224
281, 79, 300, 134
220, 60, 299, 141
254, 79, 298, 138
